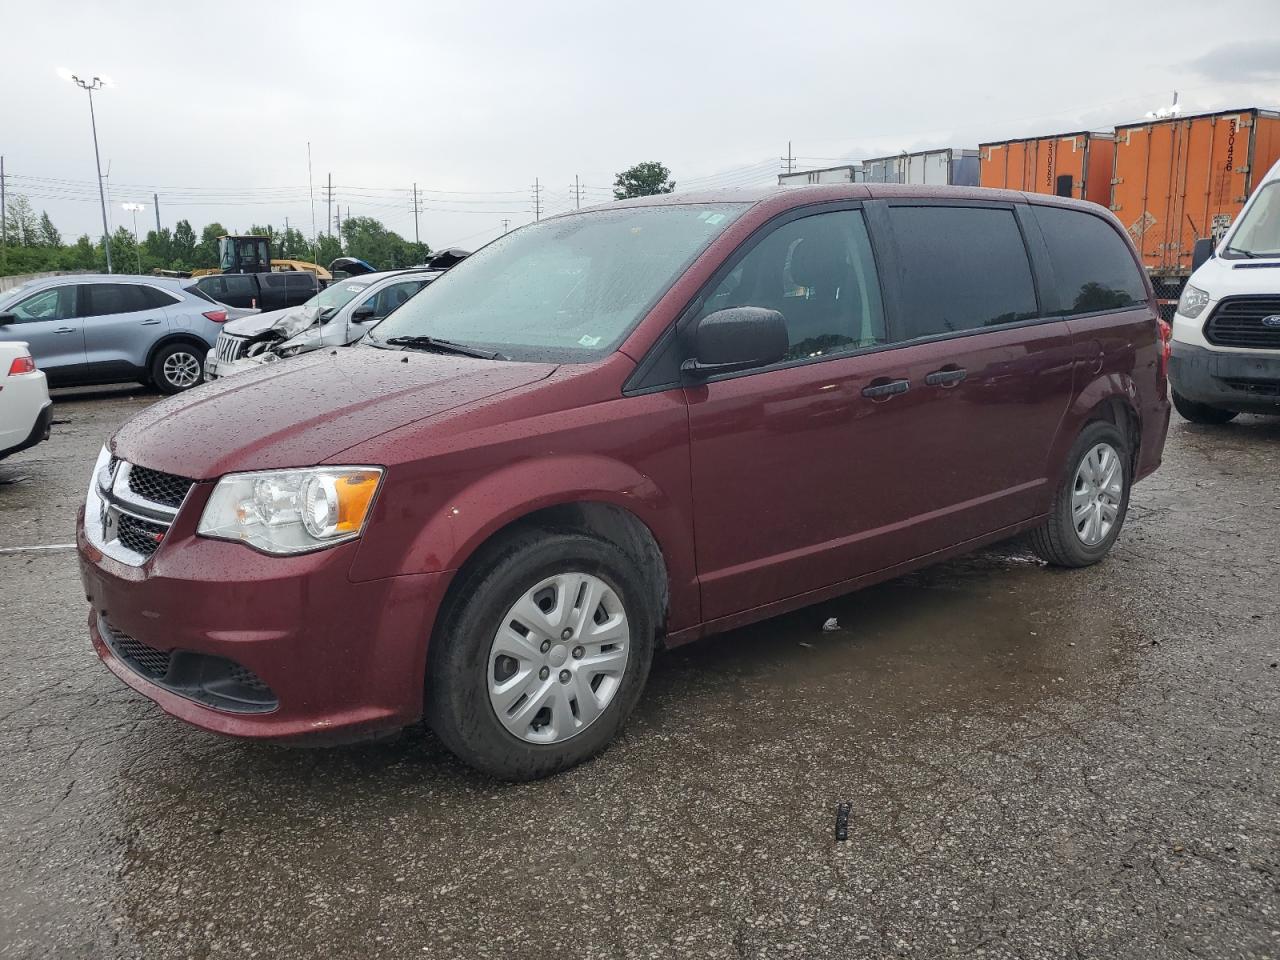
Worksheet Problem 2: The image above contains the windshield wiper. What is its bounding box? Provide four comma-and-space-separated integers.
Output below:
381, 335, 507, 361
1225, 246, 1257, 258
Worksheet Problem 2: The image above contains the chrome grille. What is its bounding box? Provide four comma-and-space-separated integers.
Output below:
215, 334, 248, 363
127, 465, 194, 508
117, 513, 169, 557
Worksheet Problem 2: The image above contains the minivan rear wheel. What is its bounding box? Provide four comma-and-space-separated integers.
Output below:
1030, 421, 1131, 568
151, 342, 205, 394
425, 528, 655, 780
1172, 390, 1238, 425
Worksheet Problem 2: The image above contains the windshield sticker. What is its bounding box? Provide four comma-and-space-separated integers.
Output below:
704, 213, 727, 225
345, 285, 366, 292
578, 335, 602, 347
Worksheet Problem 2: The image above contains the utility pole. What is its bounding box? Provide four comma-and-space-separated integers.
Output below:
532, 178, 542, 221
325, 172, 334, 240
67, 73, 113, 274
573, 174, 581, 209
501, 219, 510, 235
781, 140, 795, 175
334, 202, 341, 251
153, 192, 161, 233
307, 142, 318, 262
411, 182, 422, 245
122, 202, 144, 273
1, 155, 7, 263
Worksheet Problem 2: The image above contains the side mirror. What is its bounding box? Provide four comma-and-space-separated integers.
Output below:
0, 312, 15, 327
350, 305, 376, 323
1192, 237, 1216, 273
682, 307, 788, 379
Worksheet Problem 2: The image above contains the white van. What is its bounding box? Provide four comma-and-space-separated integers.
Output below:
1169, 157, 1280, 423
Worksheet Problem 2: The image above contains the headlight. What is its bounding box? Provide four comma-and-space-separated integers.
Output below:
197, 466, 383, 555
1177, 284, 1211, 319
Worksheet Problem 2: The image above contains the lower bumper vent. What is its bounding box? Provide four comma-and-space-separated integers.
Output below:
99, 617, 278, 714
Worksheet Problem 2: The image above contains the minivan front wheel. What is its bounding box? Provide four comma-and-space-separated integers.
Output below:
426, 529, 655, 780
151, 343, 205, 394
1030, 421, 1131, 567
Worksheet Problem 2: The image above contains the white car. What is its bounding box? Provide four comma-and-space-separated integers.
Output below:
0, 341, 52, 459
1169, 156, 1280, 423
205, 268, 442, 380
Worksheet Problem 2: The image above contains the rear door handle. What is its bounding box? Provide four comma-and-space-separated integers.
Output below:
140, 318, 162, 326
861, 378, 910, 399
925, 367, 967, 387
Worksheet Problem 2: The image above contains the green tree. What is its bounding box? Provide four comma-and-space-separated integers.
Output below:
612, 161, 675, 200
37, 211, 62, 248
4, 195, 40, 246
315, 233, 343, 266
110, 226, 141, 273
172, 219, 197, 266
144, 228, 173, 267
276, 226, 315, 261
339, 216, 429, 269
68, 235, 98, 270
194, 222, 227, 268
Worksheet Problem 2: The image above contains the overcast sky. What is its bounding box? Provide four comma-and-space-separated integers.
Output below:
2, 0, 1278, 255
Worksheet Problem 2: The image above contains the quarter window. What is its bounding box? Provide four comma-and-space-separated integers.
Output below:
1033, 206, 1147, 315
886, 205, 1038, 340
693, 209, 886, 362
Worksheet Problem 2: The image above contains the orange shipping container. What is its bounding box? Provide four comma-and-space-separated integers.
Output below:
979, 132, 1115, 206
1111, 108, 1280, 278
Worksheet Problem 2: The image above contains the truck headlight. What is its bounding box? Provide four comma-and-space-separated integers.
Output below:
197, 466, 383, 555
1177, 284, 1211, 319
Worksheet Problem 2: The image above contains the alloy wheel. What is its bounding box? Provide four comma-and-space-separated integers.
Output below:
163, 351, 202, 389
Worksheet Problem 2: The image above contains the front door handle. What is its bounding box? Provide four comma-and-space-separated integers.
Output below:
861, 378, 910, 399
925, 367, 967, 387
55, 327, 76, 334
140, 318, 162, 326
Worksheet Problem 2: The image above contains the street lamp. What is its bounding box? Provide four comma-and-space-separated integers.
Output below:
122, 202, 145, 273
60, 69, 113, 274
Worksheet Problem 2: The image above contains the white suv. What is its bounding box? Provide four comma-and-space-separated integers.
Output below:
0, 341, 52, 460
1169, 157, 1280, 423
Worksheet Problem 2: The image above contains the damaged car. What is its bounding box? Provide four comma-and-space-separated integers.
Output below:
205, 268, 440, 380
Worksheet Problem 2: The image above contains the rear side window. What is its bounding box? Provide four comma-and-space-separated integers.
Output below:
1033, 206, 1147, 315
80, 283, 159, 317
886, 205, 1038, 340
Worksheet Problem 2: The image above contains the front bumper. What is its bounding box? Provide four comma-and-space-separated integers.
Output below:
204, 349, 267, 381
78, 508, 453, 743
1169, 340, 1280, 414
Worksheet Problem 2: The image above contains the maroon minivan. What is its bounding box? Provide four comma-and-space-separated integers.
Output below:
78, 185, 1171, 779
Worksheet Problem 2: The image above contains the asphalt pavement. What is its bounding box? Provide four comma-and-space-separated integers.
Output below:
1, 385, 1277, 959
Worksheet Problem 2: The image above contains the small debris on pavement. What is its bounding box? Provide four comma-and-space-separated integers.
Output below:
835, 803, 851, 842
822, 618, 839, 632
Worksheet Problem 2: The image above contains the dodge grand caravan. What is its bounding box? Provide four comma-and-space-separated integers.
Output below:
78, 185, 1170, 780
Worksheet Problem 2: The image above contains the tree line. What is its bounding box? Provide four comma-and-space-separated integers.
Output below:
0, 194, 430, 277
1, 160, 677, 277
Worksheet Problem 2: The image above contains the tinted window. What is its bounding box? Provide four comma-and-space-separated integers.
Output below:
137, 286, 181, 309
886, 206, 1038, 340
8, 286, 75, 323
1034, 206, 1147, 315
82, 283, 157, 317
693, 209, 886, 362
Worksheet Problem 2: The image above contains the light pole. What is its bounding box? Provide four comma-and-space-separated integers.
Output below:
62, 70, 113, 274
122, 202, 144, 273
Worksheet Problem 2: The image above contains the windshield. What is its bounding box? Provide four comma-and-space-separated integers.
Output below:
367, 203, 750, 362
304, 281, 370, 318
1225, 181, 1280, 258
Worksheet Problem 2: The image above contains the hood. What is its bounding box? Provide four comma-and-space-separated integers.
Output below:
1189, 253, 1280, 299
112, 347, 557, 479
222, 305, 299, 337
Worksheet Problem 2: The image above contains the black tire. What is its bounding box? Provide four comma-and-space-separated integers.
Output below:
1172, 390, 1238, 425
425, 527, 656, 781
1030, 421, 1131, 568
150, 342, 205, 395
